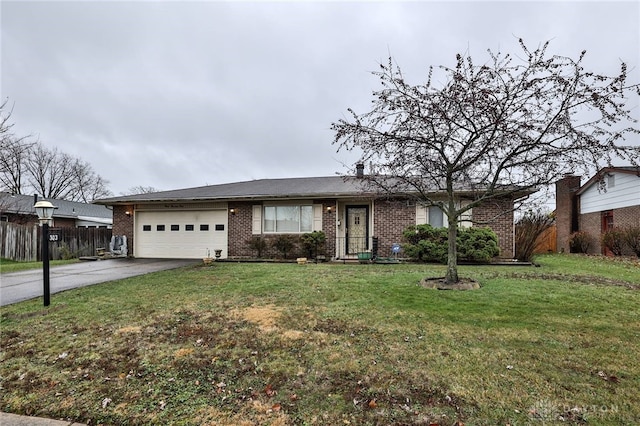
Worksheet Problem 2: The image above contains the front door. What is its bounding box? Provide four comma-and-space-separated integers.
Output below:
601, 210, 614, 256
346, 206, 368, 254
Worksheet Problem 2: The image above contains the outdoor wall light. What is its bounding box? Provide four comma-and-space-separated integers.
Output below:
34, 200, 57, 307
230, 208, 236, 215
326, 206, 333, 213
125, 210, 131, 216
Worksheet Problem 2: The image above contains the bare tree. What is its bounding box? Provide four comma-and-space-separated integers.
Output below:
0, 100, 33, 194
70, 159, 113, 202
332, 40, 640, 285
122, 185, 160, 195
25, 143, 77, 200
24, 142, 112, 202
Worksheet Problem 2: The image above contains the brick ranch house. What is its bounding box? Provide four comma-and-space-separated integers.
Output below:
95, 170, 529, 260
556, 166, 640, 255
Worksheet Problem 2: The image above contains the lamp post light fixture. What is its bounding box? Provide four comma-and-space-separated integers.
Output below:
34, 200, 56, 307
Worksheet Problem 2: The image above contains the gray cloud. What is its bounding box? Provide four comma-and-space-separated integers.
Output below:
2, 1, 638, 195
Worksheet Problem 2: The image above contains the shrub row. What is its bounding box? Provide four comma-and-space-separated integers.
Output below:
246, 231, 326, 259
569, 226, 640, 257
402, 224, 500, 263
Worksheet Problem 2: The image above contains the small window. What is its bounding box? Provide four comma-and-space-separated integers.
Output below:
428, 206, 444, 228
143, 225, 151, 231
215, 224, 225, 231
171, 224, 179, 231
200, 224, 209, 231
607, 174, 615, 188
157, 225, 165, 231
185, 224, 194, 231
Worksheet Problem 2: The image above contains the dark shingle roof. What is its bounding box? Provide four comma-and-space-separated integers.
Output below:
95, 176, 371, 204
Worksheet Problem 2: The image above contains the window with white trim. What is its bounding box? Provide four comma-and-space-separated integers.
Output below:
263, 205, 313, 233
416, 201, 472, 228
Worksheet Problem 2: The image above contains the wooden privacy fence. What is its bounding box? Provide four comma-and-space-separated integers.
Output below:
533, 225, 557, 254
0, 222, 39, 261
0, 222, 112, 261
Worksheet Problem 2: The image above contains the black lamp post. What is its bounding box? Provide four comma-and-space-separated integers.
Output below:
34, 200, 56, 307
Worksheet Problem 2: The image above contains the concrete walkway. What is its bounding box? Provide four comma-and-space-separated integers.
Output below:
0, 258, 199, 306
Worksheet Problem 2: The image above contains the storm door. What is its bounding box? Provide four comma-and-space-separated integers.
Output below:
345, 206, 369, 254
601, 210, 614, 256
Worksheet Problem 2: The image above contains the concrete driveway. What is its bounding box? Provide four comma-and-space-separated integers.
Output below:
0, 258, 199, 306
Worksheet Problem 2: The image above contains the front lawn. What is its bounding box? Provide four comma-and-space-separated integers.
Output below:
0, 258, 79, 274
1, 254, 638, 425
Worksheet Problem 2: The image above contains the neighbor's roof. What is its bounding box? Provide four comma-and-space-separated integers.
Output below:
577, 166, 640, 195
0, 192, 113, 220
94, 175, 535, 205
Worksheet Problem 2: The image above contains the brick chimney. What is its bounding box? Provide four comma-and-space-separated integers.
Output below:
356, 163, 365, 178
555, 174, 581, 253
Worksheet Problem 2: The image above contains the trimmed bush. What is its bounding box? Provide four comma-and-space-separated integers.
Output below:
569, 231, 592, 254
622, 225, 640, 257
402, 224, 448, 263
247, 236, 268, 258
403, 224, 499, 264
457, 227, 500, 263
601, 228, 625, 256
271, 234, 298, 259
301, 231, 327, 259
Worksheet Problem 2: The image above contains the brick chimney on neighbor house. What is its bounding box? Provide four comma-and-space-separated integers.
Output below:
555, 174, 581, 253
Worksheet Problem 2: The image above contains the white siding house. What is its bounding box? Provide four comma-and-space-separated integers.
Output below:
579, 170, 640, 214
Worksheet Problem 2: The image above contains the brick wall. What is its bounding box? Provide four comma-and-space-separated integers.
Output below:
579, 211, 601, 254
372, 199, 415, 256
228, 201, 254, 257
112, 205, 134, 255
471, 198, 515, 259
319, 200, 336, 259
580, 205, 640, 255
228, 200, 337, 259
555, 175, 581, 253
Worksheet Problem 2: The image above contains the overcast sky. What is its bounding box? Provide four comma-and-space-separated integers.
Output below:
2, 1, 639, 197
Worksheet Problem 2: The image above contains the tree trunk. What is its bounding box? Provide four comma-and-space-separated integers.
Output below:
445, 223, 459, 284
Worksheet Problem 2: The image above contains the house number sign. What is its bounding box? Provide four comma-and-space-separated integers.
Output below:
48, 234, 59, 242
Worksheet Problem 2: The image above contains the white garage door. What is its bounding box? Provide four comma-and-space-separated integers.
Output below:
135, 210, 228, 259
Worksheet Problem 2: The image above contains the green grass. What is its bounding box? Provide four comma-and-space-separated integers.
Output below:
1, 254, 639, 425
0, 258, 79, 273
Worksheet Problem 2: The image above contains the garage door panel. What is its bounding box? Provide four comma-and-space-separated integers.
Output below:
135, 210, 227, 259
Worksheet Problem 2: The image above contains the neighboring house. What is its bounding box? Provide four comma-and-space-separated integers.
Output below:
0, 192, 113, 228
556, 166, 640, 255
95, 169, 528, 260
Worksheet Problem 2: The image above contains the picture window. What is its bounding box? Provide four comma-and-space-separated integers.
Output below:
263, 205, 313, 233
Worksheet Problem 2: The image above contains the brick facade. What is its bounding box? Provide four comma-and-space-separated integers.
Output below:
470, 198, 515, 259
124, 197, 518, 260
112, 205, 134, 255
372, 199, 415, 256
578, 211, 601, 254
227, 200, 337, 259
579, 205, 640, 255
555, 175, 581, 253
